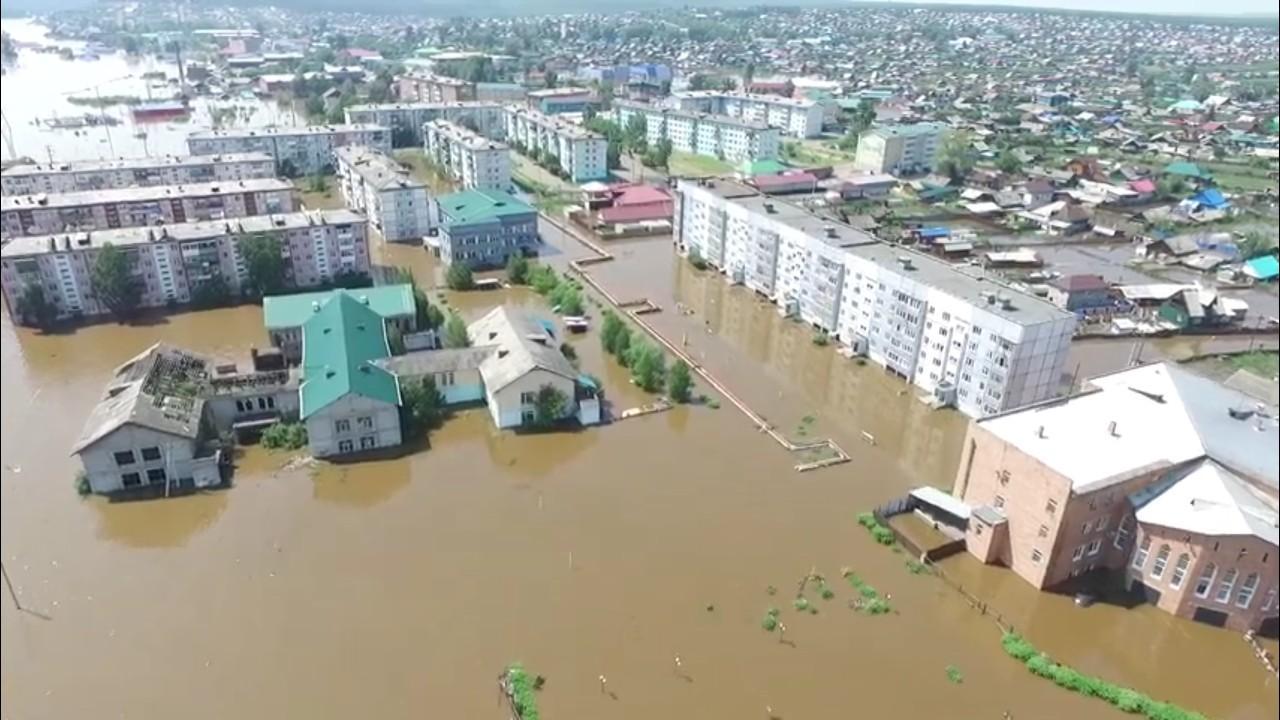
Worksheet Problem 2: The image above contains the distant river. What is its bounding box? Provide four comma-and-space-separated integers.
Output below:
1, 18, 299, 164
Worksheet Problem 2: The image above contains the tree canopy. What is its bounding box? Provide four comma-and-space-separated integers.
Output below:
90, 243, 142, 318
241, 234, 287, 297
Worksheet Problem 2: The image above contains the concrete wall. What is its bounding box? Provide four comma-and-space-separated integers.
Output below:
304, 393, 402, 458
78, 424, 217, 494
486, 368, 576, 429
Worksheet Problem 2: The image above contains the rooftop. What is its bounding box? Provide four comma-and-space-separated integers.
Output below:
505, 105, 604, 141
187, 124, 387, 140
73, 343, 209, 454
436, 189, 534, 226
467, 306, 578, 393
1, 153, 275, 177
333, 146, 424, 192
263, 285, 414, 330
673, 90, 817, 110
616, 99, 774, 132
299, 293, 400, 419
424, 119, 509, 152
1, 177, 293, 212
527, 86, 592, 98
866, 122, 949, 139
1134, 460, 1278, 545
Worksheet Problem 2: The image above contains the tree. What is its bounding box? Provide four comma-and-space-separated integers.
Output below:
532, 384, 568, 428
529, 264, 560, 295
645, 137, 673, 170
445, 263, 475, 290
191, 276, 232, 309
550, 283, 584, 316
402, 375, 447, 434
506, 253, 530, 284
667, 359, 693, 403
1236, 231, 1274, 260
601, 311, 625, 354
241, 235, 287, 297
742, 61, 755, 88
626, 339, 666, 392
996, 150, 1023, 175
443, 312, 470, 348
304, 95, 325, 118
1156, 176, 1189, 200
935, 133, 975, 184
624, 114, 648, 156
544, 69, 558, 89
90, 244, 142, 318
306, 174, 328, 193
17, 284, 58, 328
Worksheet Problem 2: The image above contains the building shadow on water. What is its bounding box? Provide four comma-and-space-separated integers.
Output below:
92, 490, 230, 548
308, 441, 419, 508
1049, 569, 1148, 611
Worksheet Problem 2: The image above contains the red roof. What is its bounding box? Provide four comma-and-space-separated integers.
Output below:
1129, 178, 1156, 194
598, 201, 672, 224
610, 183, 671, 206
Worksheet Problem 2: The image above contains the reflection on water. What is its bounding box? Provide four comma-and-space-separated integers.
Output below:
91, 492, 229, 548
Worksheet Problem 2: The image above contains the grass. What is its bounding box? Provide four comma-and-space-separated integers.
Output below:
1001, 633, 1207, 720
504, 663, 541, 720
1228, 350, 1279, 379
856, 511, 897, 546
668, 151, 734, 177
843, 570, 893, 615
945, 665, 964, 684
905, 559, 932, 575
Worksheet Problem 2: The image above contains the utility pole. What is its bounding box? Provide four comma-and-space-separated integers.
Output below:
1, 560, 22, 612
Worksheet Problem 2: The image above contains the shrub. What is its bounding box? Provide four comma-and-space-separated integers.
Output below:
871, 525, 896, 545
820, 586, 835, 600
445, 263, 474, 291
812, 332, 830, 346
864, 598, 891, 615
945, 665, 964, 684
505, 663, 540, 720
856, 512, 877, 529
905, 559, 931, 575
762, 607, 780, 631
792, 596, 810, 612
262, 422, 307, 450
74, 471, 90, 496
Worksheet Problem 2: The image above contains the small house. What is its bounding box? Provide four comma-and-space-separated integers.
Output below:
1045, 274, 1112, 312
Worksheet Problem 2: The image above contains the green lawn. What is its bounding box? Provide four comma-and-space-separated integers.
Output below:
1229, 351, 1280, 379
668, 151, 733, 177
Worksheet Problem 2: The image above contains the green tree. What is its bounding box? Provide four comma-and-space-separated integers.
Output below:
445, 263, 475, 290
624, 114, 648, 156
626, 339, 666, 392
935, 133, 975, 184
544, 69, 558, 89
1237, 231, 1275, 260
443, 312, 470, 348
191, 276, 232, 309
506, 253, 530, 284
306, 173, 328, 193
1156, 176, 1189, 200
550, 283, 584, 316
402, 375, 447, 434
601, 311, 625, 354
241, 235, 287, 297
532, 384, 568, 428
996, 150, 1023, 175
17, 284, 59, 328
90, 243, 142, 318
529, 264, 560, 295
667, 359, 693, 402
304, 95, 325, 118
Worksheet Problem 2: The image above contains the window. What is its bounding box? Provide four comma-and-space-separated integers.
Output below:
1114, 516, 1132, 550
1086, 540, 1102, 557
335, 419, 351, 434
338, 439, 355, 454
121, 472, 142, 487
1037, 524, 1049, 538
136, 446, 161, 462
1151, 545, 1171, 579
520, 391, 537, 405
1261, 589, 1276, 612
146, 468, 167, 484
1081, 520, 1092, 534
993, 495, 1006, 509
1236, 573, 1259, 608
1214, 568, 1238, 604
1194, 563, 1217, 598
1131, 536, 1151, 569
997, 469, 1010, 486
1046, 499, 1058, 516
1031, 549, 1043, 564
1169, 554, 1190, 589
360, 435, 376, 450
114, 450, 136, 466
1072, 545, 1086, 562
1095, 516, 1108, 533
357, 416, 374, 431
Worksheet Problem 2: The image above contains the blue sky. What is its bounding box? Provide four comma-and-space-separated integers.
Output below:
872, 0, 1279, 17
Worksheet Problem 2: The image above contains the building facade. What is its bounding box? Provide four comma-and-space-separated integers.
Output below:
333, 146, 432, 242
1, 210, 369, 324
423, 120, 512, 192
503, 106, 609, 183
186, 125, 391, 175
615, 100, 780, 164
346, 102, 508, 146
669, 91, 824, 139
433, 189, 538, 269
527, 87, 593, 114
396, 72, 475, 104
263, 285, 417, 364
1, 153, 276, 196
853, 123, 948, 176
2, 178, 296, 237
956, 363, 1278, 634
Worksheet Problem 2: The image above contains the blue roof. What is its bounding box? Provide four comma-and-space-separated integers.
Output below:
1192, 188, 1229, 209
537, 318, 557, 335
919, 227, 950, 239
1245, 256, 1279, 280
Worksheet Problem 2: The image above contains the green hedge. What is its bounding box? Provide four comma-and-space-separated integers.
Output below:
1000, 633, 1206, 720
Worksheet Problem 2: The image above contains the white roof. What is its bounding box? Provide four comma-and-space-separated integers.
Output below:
1136, 460, 1278, 545
978, 363, 1279, 493
910, 486, 971, 520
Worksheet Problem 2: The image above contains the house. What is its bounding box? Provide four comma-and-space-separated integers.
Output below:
1243, 256, 1279, 283
1017, 201, 1091, 235
72, 344, 227, 495
263, 286, 418, 364
433, 189, 538, 269
750, 171, 820, 195
1157, 287, 1246, 329
1021, 179, 1054, 208
298, 292, 403, 458
1128, 178, 1156, 200
1164, 161, 1213, 183
1046, 274, 1112, 312
955, 362, 1278, 634
833, 173, 897, 200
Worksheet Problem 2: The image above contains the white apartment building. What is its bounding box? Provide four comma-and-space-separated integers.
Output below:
1, 210, 370, 324
503, 106, 609, 183
674, 180, 1075, 418
853, 123, 948, 176
614, 100, 780, 164
346, 102, 507, 145
1, 178, 296, 237
333, 146, 432, 242
1, 153, 276, 195
423, 120, 512, 192
669, 91, 824, 139
186, 125, 391, 176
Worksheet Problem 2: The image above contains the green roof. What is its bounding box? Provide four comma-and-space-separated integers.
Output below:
299, 293, 400, 419
436, 189, 535, 227
263, 286, 415, 330
1164, 161, 1210, 179
737, 159, 790, 176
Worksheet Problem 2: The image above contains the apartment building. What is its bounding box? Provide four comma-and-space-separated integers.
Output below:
396, 72, 475, 103
1, 210, 368, 323
423, 120, 512, 192
346, 102, 508, 146
614, 100, 780, 164
433, 189, 537, 269
186, 125, 391, 176
503, 106, 609, 183
854, 123, 948, 176
333, 146, 432, 242
669, 91, 824, 139
1, 178, 296, 237
1, 153, 276, 195
674, 180, 1074, 418
956, 363, 1278, 634
527, 87, 593, 114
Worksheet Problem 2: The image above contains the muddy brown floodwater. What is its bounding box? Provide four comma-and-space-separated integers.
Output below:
2, 232, 1277, 719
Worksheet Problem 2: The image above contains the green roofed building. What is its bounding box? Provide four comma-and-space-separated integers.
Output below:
263, 285, 417, 363
1164, 161, 1212, 181
299, 292, 403, 457
736, 158, 790, 178
433, 189, 538, 270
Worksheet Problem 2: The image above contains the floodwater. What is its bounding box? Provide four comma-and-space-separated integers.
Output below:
1, 19, 297, 163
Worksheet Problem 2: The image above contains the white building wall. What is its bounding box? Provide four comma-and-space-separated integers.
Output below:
486, 369, 577, 429
78, 425, 212, 494
304, 393, 402, 458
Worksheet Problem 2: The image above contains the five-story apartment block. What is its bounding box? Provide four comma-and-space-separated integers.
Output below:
423, 120, 512, 192
668, 91, 824, 139
614, 100, 780, 164
0, 153, 276, 195
187, 125, 391, 176
333, 146, 432, 242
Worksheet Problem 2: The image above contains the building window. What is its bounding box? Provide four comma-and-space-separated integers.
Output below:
997, 469, 1009, 486
1236, 573, 1260, 608
335, 419, 351, 434
338, 439, 354, 454
1151, 544, 1171, 579
1037, 525, 1049, 538
360, 435, 376, 450
121, 472, 142, 487
1113, 515, 1132, 550
1045, 499, 1058, 516
1030, 549, 1043, 564
140, 447, 162, 462
146, 468, 167, 484
357, 416, 374, 431
520, 391, 537, 405
1095, 516, 1108, 533
1214, 568, 1238, 604
993, 495, 1005, 509
1261, 589, 1277, 612
1072, 545, 1086, 562
1194, 563, 1217, 598
1169, 554, 1190, 589
1081, 520, 1092, 534
114, 450, 136, 466
1131, 536, 1151, 570
1086, 539, 1102, 557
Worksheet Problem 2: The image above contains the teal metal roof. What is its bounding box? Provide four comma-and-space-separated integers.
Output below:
299, 293, 400, 419
263, 285, 415, 330
436, 189, 535, 227
1164, 161, 1210, 179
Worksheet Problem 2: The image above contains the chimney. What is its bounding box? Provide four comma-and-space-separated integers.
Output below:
1036, 425, 1046, 439
1107, 420, 1119, 437
897, 255, 914, 270
1000, 295, 1015, 311
764, 202, 775, 213
825, 226, 838, 239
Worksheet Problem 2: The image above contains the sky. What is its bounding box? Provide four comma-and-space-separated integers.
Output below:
868, 0, 1279, 18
